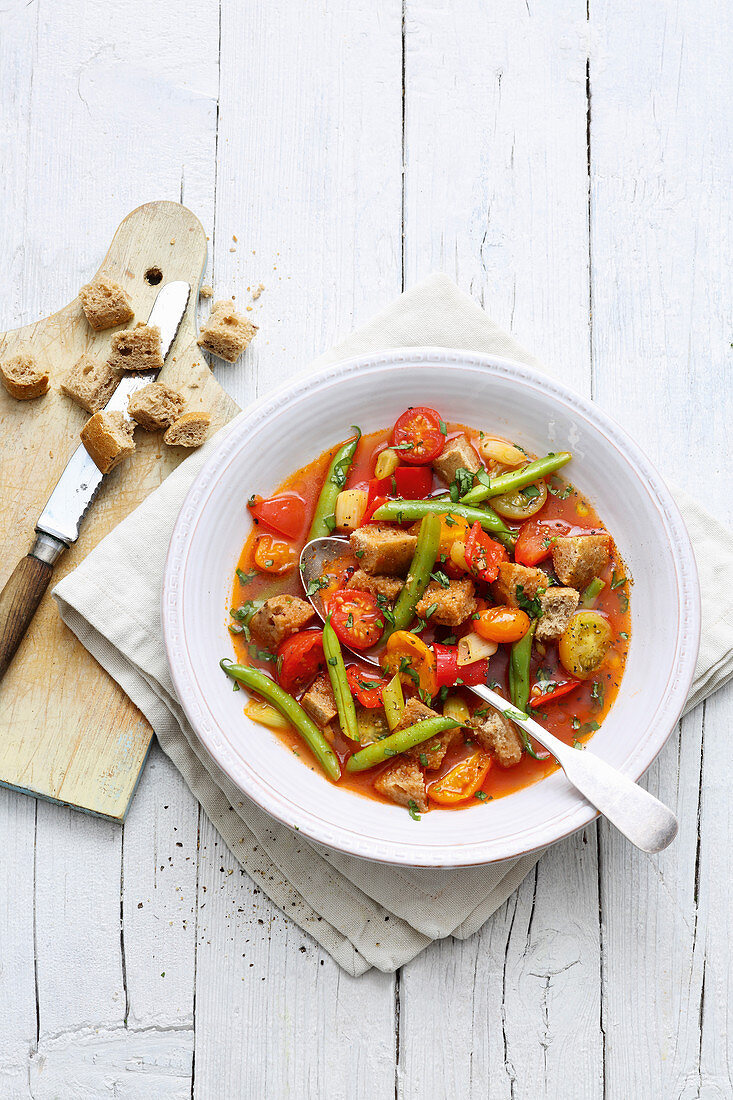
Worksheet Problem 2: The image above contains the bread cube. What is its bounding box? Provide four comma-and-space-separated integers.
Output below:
345, 569, 403, 602
432, 433, 481, 485
301, 672, 338, 727
78, 277, 134, 331
491, 562, 548, 607
535, 586, 580, 643
197, 300, 257, 362
61, 353, 118, 413
80, 410, 135, 474
374, 759, 428, 812
249, 596, 315, 651
469, 707, 523, 768
163, 411, 211, 448
416, 577, 477, 626
551, 534, 611, 591
349, 524, 417, 576
107, 323, 164, 374
0, 353, 49, 400
128, 382, 185, 431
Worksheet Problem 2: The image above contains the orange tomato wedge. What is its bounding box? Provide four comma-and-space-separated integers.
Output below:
429, 750, 492, 804
381, 630, 437, 698
253, 534, 296, 575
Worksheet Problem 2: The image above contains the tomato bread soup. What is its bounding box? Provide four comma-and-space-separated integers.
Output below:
222, 409, 631, 819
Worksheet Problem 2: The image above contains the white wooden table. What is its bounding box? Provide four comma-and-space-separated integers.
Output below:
1, 1, 730, 1096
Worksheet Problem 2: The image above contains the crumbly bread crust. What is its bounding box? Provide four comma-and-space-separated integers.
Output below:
535, 586, 580, 643
416, 576, 477, 626
432, 433, 481, 485
61, 353, 118, 413
301, 673, 338, 727
80, 410, 135, 474
78, 277, 134, 331
197, 299, 258, 362
469, 708, 523, 768
107, 323, 164, 373
163, 410, 211, 448
345, 569, 404, 602
0, 353, 49, 400
249, 595, 315, 650
374, 759, 428, 812
128, 382, 185, 431
551, 534, 611, 591
349, 524, 417, 576
491, 562, 548, 607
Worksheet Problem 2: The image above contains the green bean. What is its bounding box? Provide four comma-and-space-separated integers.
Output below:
346, 717, 461, 772
322, 619, 358, 742
382, 673, 405, 731
220, 660, 341, 781
372, 499, 515, 551
308, 427, 361, 539
580, 577, 605, 608
383, 512, 441, 640
508, 622, 545, 759
460, 452, 572, 506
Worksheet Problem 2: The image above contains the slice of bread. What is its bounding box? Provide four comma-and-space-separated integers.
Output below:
61, 353, 119, 413
107, 323, 164, 373
79, 277, 134, 332
80, 410, 136, 474
128, 382, 185, 431
0, 353, 49, 400
163, 411, 211, 448
197, 299, 257, 363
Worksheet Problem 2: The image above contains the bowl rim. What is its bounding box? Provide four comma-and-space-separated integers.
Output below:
163, 347, 701, 866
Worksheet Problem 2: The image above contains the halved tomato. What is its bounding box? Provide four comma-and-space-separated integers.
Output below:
248, 491, 307, 541
513, 518, 574, 566
326, 589, 384, 651
276, 630, 325, 695
464, 522, 508, 583
391, 407, 445, 465
346, 666, 392, 708
381, 631, 437, 697
429, 750, 492, 804
473, 606, 531, 644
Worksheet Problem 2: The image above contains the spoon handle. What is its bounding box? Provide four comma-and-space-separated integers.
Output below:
469, 685, 678, 853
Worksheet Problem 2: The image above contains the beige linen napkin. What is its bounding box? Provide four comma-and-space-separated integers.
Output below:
54, 274, 733, 976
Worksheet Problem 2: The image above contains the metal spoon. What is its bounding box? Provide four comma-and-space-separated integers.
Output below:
300, 536, 678, 854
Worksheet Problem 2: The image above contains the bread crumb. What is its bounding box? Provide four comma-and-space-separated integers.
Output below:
199, 285, 213, 299
78, 277, 134, 332
80, 410, 135, 473
170, 238, 176, 245
229, 247, 236, 252
61, 353, 118, 413
232, 234, 238, 243
252, 283, 264, 300
197, 300, 257, 363
0, 353, 49, 400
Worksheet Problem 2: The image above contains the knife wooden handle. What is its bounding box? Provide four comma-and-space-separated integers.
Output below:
0, 555, 54, 681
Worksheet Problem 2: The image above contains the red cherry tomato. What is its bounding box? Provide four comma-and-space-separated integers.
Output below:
529, 676, 581, 709
345, 666, 392, 708
325, 590, 384, 651
391, 407, 446, 465
394, 466, 433, 498
276, 630, 325, 695
433, 643, 489, 688
248, 492, 307, 541
513, 518, 575, 566
464, 522, 508, 583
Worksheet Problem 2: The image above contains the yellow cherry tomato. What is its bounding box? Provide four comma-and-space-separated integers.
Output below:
381, 630, 437, 698
253, 534, 296, 575
429, 750, 492, 804
558, 610, 613, 679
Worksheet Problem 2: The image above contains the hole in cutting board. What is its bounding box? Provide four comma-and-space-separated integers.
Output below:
145, 267, 163, 286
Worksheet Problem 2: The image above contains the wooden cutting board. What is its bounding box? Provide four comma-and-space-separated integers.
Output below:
0, 201, 238, 821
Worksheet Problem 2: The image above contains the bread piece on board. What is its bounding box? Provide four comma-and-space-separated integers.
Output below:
80, 410, 135, 474
197, 299, 257, 362
78, 277, 134, 331
128, 381, 185, 431
0, 353, 49, 400
61, 353, 119, 413
163, 410, 211, 448
107, 323, 164, 373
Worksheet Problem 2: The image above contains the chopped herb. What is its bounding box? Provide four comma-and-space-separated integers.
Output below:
474, 790, 488, 801
611, 571, 626, 589
438, 685, 449, 703
475, 468, 492, 490
393, 441, 415, 452
571, 716, 581, 730
449, 467, 476, 501
520, 484, 542, 500
236, 568, 257, 586
323, 514, 337, 532
384, 747, 397, 758
346, 612, 354, 630
327, 657, 338, 667
228, 623, 246, 635
515, 583, 545, 619
232, 681, 240, 691
418, 688, 432, 705
619, 631, 629, 640
412, 617, 427, 634
591, 681, 605, 709
541, 537, 553, 550
306, 575, 330, 599
442, 634, 457, 646
407, 799, 422, 821
618, 591, 629, 613
444, 515, 456, 527
430, 569, 451, 589
548, 477, 574, 500
488, 680, 500, 690
503, 706, 528, 723
264, 559, 274, 568
419, 753, 429, 766
424, 603, 439, 619
354, 549, 365, 559
439, 419, 447, 436
248, 644, 276, 663
578, 720, 600, 735
572, 739, 584, 750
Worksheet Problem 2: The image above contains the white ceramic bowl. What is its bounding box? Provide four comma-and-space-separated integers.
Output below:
163, 348, 700, 866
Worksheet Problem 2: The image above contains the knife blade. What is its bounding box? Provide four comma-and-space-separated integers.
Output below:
0, 280, 190, 681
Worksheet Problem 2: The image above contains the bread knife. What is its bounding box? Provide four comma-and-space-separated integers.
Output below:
0, 280, 191, 681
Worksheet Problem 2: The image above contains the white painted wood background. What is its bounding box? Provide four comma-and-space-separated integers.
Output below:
0, 0, 730, 1096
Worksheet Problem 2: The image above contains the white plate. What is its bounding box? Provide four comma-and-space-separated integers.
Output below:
162, 349, 700, 866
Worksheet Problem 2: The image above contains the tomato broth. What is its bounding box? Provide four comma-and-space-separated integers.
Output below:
228, 424, 631, 810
